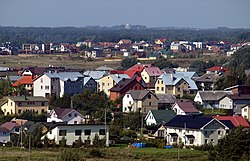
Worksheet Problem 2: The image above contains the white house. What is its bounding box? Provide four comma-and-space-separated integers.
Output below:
172, 101, 200, 115
154, 115, 229, 146
33, 72, 85, 98
241, 105, 250, 121
194, 91, 232, 108
42, 124, 109, 146
47, 107, 86, 124
145, 110, 176, 126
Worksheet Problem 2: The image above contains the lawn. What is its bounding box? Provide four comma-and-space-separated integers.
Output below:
0, 146, 209, 161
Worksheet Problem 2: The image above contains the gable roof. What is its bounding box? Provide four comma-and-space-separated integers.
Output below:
194, 73, 221, 83
213, 115, 250, 128
5, 96, 48, 102
20, 66, 47, 76
144, 67, 162, 77
12, 75, 36, 87
53, 107, 75, 119
149, 110, 176, 124
128, 64, 153, 73
127, 90, 156, 100
198, 91, 233, 101
156, 94, 176, 104
109, 74, 130, 83
0, 122, 20, 131
158, 74, 186, 86
44, 72, 84, 82
110, 78, 143, 92
174, 101, 199, 113
207, 66, 228, 72
164, 115, 214, 129
83, 71, 105, 80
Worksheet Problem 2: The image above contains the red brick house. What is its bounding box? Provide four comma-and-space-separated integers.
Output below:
109, 78, 145, 101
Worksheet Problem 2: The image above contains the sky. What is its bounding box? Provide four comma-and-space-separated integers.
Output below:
1, 0, 250, 29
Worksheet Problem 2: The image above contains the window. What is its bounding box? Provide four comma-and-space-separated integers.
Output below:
149, 102, 152, 106
41, 78, 43, 83
41, 102, 45, 106
148, 94, 151, 99
205, 139, 208, 144
144, 108, 146, 113
42, 109, 45, 113
144, 77, 147, 80
161, 87, 164, 91
59, 130, 67, 136
45, 86, 49, 90
127, 94, 129, 98
173, 137, 178, 143
102, 82, 105, 87
157, 87, 159, 91
41, 86, 43, 89
211, 139, 214, 143
129, 101, 131, 105
84, 129, 91, 135
99, 129, 105, 135
218, 130, 221, 135
11, 102, 12, 106
244, 108, 247, 112
49, 131, 52, 134
68, 113, 72, 117
74, 113, 77, 117
75, 130, 82, 136
189, 139, 194, 144
18, 110, 21, 114
74, 121, 77, 124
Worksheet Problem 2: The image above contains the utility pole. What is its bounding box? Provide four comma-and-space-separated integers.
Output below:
105, 108, 109, 147
28, 135, 31, 161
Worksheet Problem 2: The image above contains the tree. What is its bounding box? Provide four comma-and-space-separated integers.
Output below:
152, 56, 178, 69
209, 127, 250, 161
121, 57, 138, 70
59, 136, 67, 147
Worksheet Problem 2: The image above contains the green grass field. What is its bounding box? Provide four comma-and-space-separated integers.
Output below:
0, 146, 209, 161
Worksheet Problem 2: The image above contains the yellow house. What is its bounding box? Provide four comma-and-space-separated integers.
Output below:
141, 67, 162, 84
0, 96, 49, 115
155, 74, 189, 98
98, 74, 130, 96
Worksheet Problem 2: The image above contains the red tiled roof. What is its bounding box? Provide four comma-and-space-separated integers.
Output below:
12, 76, 37, 87
206, 66, 228, 72
175, 101, 199, 113
213, 115, 250, 128
128, 64, 153, 73
0, 122, 20, 131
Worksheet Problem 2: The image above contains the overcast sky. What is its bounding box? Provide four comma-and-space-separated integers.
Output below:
1, 0, 250, 28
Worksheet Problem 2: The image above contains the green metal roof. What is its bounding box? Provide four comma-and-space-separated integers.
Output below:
150, 110, 176, 124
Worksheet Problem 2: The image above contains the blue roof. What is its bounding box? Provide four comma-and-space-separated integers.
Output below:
83, 71, 105, 80
164, 115, 213, 129
45, 72, 84, 81
109, 74, 130, 83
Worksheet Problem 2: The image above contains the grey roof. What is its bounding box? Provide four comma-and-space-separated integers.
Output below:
83, 77, 92, 85
127, 90, 156, 100
83, 71, 105, 80
45, 72, 84, 81
156, 94, 176, 104
95, 66, 114, 71
198, 91, 233, 101
194, 73, 221, 83
0, 67, 9, 71
109, 74, 130, 83
150, 110, 176, 124
159, 72, 198, 90
9, 76, 22, 82
5, 96, 48, 102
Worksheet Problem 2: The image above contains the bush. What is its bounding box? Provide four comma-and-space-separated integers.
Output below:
191, 143, 214, 151
59, 137, 67, 147
88, 148, 103, 158
57, 148, 85, 161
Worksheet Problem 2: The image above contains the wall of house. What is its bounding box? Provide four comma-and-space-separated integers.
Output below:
15, 101, 48, 114
155, 79, 166, 94
173, 80, 189, 98
62, 111, 85, 124
219, 97, 233, 109
201, 120, 227, 145
33, 75, 52, 97
141, 69, 150, 83
241, 106, 250, 121
0, 132, 10, 143
122, 94, 135, 113
84, 79, 97, 93
99, 76, 115, 96
1, 99, 16, 115
194, 93, 203, 105
172, 104, 186, 115
44, 125, 109, 146
145, 112, 157, 126
141, 93, 158, 114
64, 78, 84, 96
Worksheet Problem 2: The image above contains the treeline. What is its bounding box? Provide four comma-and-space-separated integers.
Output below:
0, 26, 250, 46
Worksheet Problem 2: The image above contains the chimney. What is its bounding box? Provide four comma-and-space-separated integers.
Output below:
170, 73, 174, 81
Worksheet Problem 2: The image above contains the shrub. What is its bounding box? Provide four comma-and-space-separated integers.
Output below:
88, 148, 103, 158
57, 148, 85, 161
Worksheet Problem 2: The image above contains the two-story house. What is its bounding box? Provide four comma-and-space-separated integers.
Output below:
171, 101, 200, 115
154, 115, 230, 146
122, 90, 158, 114
141, 67, 162, 84
0, 96, 48, 115
99, 74, 130, 96
33, 72, 85, 98
47, 107, 86, 124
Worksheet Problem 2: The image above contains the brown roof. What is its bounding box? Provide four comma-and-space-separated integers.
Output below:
0, 122, 20, 131
127, 90, 157, 100
175, 101, 199, 113
227, 94, 250, 100
194, 73, 221, 83
110, 78, 136, 92
54, 107, 74, 119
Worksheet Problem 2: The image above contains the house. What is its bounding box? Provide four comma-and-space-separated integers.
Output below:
42, 124, 109, 146
85, 49, 104, 58
33, 72, 85, 98
47, 107, 86, 124
0, 127, 10, 143
241, 105, 250, 121
206, 66, 229, 74
155, 38, 166, 45
157, 94, 176, 109
109, 78, 145, 101
213, 115, 250, 128
99, 74, 130, 96
154, 115, 230, 146
0, 96, 48, 115
11, 75, 37, 95
118, 39, 132, 45
18, 66, 47, 76
194, 73, 222, 91
172, 101, 200, 115
155, 73, 189, 98
218, 94, 250, 114
83, 71, 106, 82
22, 44, 38, 53
145, 110, 176, 126
141, 67, 162, 84
122, 90, 158, 114
194, 91, 233, 108
83, 77, 97, 93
